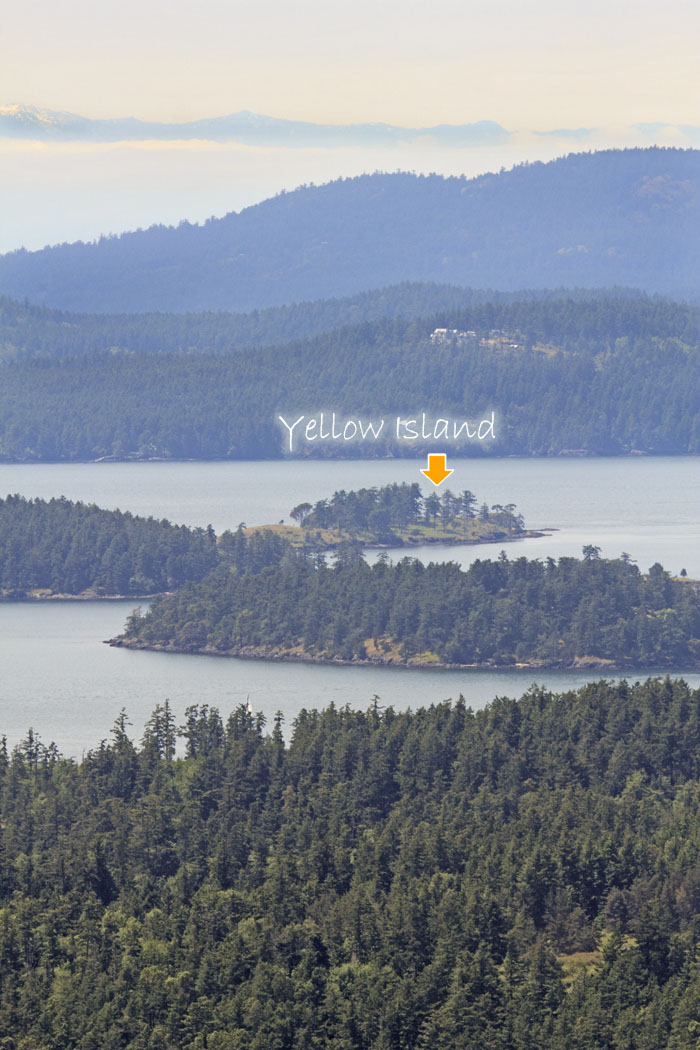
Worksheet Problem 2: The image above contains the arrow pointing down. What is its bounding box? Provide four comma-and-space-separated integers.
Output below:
420, 453, 454, 487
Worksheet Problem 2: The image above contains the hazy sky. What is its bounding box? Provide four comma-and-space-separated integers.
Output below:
5, 0, 699, 125
2, 0, 698, 250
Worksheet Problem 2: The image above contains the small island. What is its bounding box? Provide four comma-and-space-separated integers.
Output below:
247, 482, 547, 549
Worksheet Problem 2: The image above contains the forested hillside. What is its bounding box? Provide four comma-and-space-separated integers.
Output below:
0, 285, 647, 361
1, 149, 698, 311
1, 296, 697, 460
4, 679, 700, 1047
119, 545, 700, 669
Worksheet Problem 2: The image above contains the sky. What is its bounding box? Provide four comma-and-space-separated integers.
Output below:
2, 0, 698, 251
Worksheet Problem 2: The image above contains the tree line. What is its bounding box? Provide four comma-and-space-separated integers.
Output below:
4, 285, 659, 362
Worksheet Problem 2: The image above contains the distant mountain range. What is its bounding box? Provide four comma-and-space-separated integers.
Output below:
0, 148, 698, 312
3, 104, 700, 150
0, 104, 509, 147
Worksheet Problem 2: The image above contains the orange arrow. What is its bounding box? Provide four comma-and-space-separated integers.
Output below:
420, 453, 454, 487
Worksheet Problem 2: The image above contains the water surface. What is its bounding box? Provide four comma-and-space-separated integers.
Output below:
1, 456, 698, 571
3, 600, 698, 758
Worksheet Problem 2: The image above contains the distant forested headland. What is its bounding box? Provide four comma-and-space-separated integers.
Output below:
116, 539, 700, 670
1, 294, 698, 460
4, 679, 700, 1046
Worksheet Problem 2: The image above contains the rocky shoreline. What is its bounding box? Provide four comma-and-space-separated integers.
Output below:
107, 637, 692, 673
2, 590, 160, 602
245, 524, 553, 551
331, 527, 552, 550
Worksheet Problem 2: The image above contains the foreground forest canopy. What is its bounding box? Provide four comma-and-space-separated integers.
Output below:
0, 149, 698, 311
4, 679, 700, 1047
1, 295, 698, 460
119, 539, 700, 669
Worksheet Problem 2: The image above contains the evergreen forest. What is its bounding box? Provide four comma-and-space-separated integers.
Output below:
4, 680, 700, 1047
2, 143, 700, 1050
